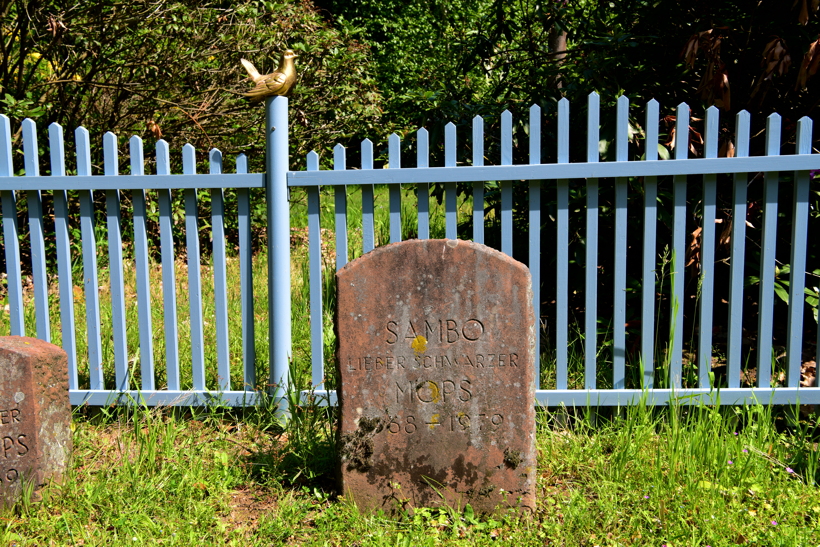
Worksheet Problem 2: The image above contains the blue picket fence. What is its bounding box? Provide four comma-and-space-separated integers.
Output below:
0, 116, 267, 406
0, 94, 819, 407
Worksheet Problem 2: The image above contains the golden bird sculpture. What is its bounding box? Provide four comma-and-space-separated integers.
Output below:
240, 49, 298, 103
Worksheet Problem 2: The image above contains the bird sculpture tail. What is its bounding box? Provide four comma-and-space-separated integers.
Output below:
240, 59, 262, 83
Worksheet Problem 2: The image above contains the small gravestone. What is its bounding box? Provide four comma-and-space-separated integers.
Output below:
336, 239, 536, 514
0, 337, 72, 509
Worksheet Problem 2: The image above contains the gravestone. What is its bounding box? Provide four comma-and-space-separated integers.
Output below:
336, 239, 536, 514
0, 337, 72, 509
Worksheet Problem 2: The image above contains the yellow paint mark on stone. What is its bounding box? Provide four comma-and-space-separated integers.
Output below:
411, 335, 427, 355
429, 414, 440, 429
425, 380, 440, 403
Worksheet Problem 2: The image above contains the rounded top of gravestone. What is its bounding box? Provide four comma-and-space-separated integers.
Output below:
1, 336, 50, 351
337, 239, 532, 323
338, 238, 529, 282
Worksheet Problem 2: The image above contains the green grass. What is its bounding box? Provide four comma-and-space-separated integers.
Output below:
3, 400, 820, 545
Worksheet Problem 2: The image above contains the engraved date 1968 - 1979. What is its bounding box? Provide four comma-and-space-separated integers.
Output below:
386, 413, 504, 434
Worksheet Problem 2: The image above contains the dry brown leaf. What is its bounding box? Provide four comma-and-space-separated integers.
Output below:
147, 119, 162, 139
751, 37, 792, 100
688, 126, 704, 155
800, 0, 810, 24
686, 29, 732, 111
715, 71, 731, 111
665, 124, 676, 149
718, 217, 733, 250
761, 37, 791, 80
686, 226, 703, 271
681, 29, 717, 67
682, 34, 701, 67
796, 36, 820, 89
800, 361, 816, 387
719, 137, 735, 158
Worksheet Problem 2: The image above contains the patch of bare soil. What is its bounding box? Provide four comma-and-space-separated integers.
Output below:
224, 486, 278, 535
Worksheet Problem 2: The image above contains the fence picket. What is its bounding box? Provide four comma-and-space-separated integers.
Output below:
130, 135, 155, 391
585, 92, 600, 389
104, 132, 129, 391
334, 144, 348, 269
445, 122, 457, 239
389, 134, 402, 243
22, 119, 50, 342
156, 140, 180, 390
727, 111, 751, 388
266, 96, 291, 397
556, 99, 569, 389
76, 127, 103, 390
49, 123, 78, 388
361, 139, 375, 252
210, 149, 230, 391
787, 118, 813, 387
757, 114, 781, 387
529, 104, 542, 165
501, 110, 513, 256
236, 154, 255, 388
698, 107, 720, 387
307, 151, 324, 387
529, 104, 542, 388
613, 96, 629, 389
183, 144, 206, 390
472, 115, 484, 244
670, 103, 689, 388
642, 100, 660, 388
0, 115, 24, 336
416, 130, 429, 240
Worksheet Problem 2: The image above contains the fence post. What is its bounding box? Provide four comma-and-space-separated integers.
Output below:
266, 95, 292, 406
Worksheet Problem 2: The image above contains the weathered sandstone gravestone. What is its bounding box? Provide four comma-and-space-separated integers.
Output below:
0, 337, 72, 510
336, 239, 536, 514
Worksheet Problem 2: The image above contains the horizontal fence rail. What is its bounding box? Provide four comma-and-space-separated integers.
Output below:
288, 155, 819, 186
294, 93, 820, 407
0, 173, 265, 191
0, 115, 262, 406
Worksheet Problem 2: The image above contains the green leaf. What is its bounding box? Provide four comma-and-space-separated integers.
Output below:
774, 282, 790, 304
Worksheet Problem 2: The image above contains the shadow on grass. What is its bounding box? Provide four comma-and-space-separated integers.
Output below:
240, 385, 339, 497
